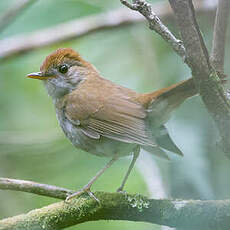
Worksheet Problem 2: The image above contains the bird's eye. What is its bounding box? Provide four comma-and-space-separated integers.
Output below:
58, 64, 68, 74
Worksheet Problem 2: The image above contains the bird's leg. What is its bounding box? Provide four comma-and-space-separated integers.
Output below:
117, 146, 140, 192
66, 156, 118, 202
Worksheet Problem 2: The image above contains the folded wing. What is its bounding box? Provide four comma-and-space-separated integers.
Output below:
64, 78, 156, 147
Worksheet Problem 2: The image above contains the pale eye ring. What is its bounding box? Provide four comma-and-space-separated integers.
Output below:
58, 64, 68, 74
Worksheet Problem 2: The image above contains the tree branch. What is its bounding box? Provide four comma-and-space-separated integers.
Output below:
169, 0, 212, 73
0, 0, 37, 33
168, 0, 230, 156
121, 0, 230, 156
1, 1, 230, 229
0, 190, 230, 230
0, 177, 73, 200
0, 1, 215, 61
210, 0, 230, 73
0, 177, 230, 229
120, 0, 186, 58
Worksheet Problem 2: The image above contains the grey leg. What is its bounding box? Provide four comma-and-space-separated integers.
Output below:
66, 156, 118, 202
117, 146, 140, 192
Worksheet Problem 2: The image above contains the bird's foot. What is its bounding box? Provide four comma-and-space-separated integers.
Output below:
65, 185, 99, 203
116, 187, 127, 194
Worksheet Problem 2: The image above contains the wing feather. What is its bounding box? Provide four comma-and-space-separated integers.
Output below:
64, 78, 156, 147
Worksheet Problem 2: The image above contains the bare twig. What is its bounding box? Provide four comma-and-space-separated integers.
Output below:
0, 2, 215, 60
0, 177, 73, 199
210, 0, 230, 73
0, 0, 37, 33
0, 190, 230, 230
120, 0, 186, 58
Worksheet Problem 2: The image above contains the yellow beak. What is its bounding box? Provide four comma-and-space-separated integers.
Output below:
27, 72, 55, 80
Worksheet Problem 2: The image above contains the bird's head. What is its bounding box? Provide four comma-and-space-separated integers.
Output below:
27, 48, 95, 98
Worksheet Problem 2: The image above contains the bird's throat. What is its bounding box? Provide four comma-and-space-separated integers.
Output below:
43, 78, 75, 100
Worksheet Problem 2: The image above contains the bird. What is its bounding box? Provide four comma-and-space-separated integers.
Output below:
27, 48, 197, 201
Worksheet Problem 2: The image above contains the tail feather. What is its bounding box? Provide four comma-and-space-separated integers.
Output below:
155, 125, 183, 156
140, 78, 196, 157
149, 78, 197, 112
146, 78, 197, 127
142, 145, 170, 160
152, 78, 196, 103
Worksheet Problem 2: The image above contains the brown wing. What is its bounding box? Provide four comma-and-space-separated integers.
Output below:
64, 76, 156, 146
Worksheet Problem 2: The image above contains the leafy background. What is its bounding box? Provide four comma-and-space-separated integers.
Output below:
0, 0, 230, 229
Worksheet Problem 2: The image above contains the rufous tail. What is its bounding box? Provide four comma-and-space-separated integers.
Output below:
151, 77, 196, 107
145, 78, 196, 157
142, 77, 197, 128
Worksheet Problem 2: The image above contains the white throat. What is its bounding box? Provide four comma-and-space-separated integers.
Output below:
43, 78, 74, 100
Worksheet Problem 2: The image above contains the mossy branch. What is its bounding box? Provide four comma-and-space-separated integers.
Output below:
1, 191, 230, 230
1, 178, 230, 230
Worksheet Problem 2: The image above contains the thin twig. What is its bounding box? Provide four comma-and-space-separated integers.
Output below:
0, 177, 73, 199
210, 0, 230, 73
120, 0, 186, 58
0, 2, 215, 60
0, 0, 37, 33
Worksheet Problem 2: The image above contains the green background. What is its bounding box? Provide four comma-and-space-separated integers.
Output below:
0, 0, 230, 229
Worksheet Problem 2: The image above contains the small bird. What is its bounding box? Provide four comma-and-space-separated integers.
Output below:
27, 48, 196, 200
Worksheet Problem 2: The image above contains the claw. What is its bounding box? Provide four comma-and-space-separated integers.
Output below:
116, 187, 123, 193
65, 189, 84, 202
87, 190, 100, 203
65, 157, 118, 203
117, 188, 127, 194
65, 186, 100, 203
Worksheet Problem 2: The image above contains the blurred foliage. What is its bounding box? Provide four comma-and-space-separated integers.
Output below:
0, 0, 230, 229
